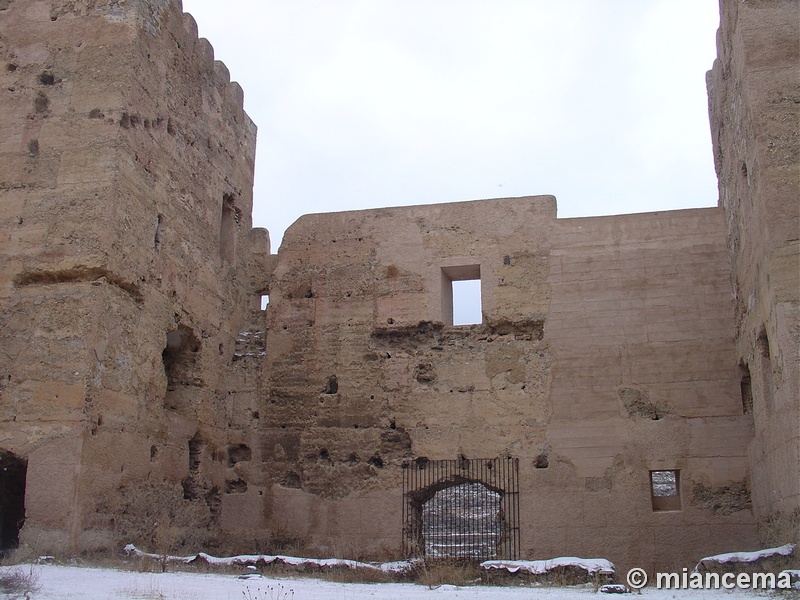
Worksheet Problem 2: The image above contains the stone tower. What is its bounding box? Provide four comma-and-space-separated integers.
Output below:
0, 0, 267, 552
708, 0, 800, 547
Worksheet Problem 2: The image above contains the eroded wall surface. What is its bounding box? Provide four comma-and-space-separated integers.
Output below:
261, 197, 758, 571
0, 0, 792, 572
0, 0, 264, 553
708, 0, 800, 546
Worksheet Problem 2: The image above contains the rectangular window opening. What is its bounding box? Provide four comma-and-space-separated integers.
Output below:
650, 470, 681, 511
260, 294, 270, 311
441, 265, 481, 326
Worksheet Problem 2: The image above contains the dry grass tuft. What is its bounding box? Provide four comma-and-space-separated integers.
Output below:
481, 565, 612, 588
241, 582, 296, 600
319, 565, 395, 584
0, 565, 41, 599
415, 559, 482, 588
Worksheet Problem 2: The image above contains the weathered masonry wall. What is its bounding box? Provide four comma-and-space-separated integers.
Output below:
261, 197, 758, 572
708, 0, 800, 546
0, 0, 265, 553
0, 0, 794, 575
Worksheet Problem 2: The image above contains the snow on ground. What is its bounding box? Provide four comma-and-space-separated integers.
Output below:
2, 564, 790, 600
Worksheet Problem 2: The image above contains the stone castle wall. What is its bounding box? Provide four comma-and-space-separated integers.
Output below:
0, 0, 795, 574
260, 197, 757, 571
707, 0, 799, 547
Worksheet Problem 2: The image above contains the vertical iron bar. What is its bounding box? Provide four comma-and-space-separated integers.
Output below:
506, 458, 511, 559
506, 457, 511, 559
497, 458, 510, 558
517, 458, 521, 559
511, 458, 515, 559
515, 458, 520, 559
500, 459, 504, 558
482, 459, 486, 560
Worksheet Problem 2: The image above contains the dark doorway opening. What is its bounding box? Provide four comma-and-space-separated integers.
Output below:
162, 325, 202, 414
402, 457, 520, 560
0, 450, 26, 553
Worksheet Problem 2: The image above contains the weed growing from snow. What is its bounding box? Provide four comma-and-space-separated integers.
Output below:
242, 582, 295, 600
0, 565, 41, 599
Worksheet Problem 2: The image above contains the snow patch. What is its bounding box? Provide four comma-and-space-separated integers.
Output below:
693, 543, 796, 572
779, 569, 800, 589
481, 557, 615, 576
123, 544, 420, 574
599, 584, 631, 594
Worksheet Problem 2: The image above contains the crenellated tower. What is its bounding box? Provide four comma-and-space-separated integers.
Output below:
0, 0, 268, 552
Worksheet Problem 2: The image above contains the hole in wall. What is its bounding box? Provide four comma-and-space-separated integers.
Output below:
323, 375, 338, 394
441, 265, 481, 326
161, 325, 202, 404
225, 479, 248, 494
650, 470, 681, 511
33, 92, 49, 113
154, 214, 163, 249
38, 71, 54, 85
283, 471, 301, 488
757, 328, 775, 413
0, 450, 26, 554
188, 433, 203, 473
740, 363, 753, 414
453, 280, 482, 325
227, 444, 252, 467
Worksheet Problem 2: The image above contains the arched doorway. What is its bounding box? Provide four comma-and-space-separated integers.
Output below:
403, 457, 520, 560
422, 481, 501, 559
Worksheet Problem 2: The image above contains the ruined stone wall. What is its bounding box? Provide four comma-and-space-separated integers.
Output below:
261, 197, 758, 571
707, 0, 800, 546
0, 0, 791, 571
0, 0, 263, 553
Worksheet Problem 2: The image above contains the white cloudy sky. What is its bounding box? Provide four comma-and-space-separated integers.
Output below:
180, 0, 721, 252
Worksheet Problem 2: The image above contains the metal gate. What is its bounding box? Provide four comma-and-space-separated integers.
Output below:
402, 457, 520, 560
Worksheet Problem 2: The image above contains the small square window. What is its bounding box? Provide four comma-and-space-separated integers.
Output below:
260, 294, 269, 311
650, 470, 681, 511
441, 265, 481, 326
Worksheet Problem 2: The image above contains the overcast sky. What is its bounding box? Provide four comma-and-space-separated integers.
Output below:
180, 0, 721, 253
